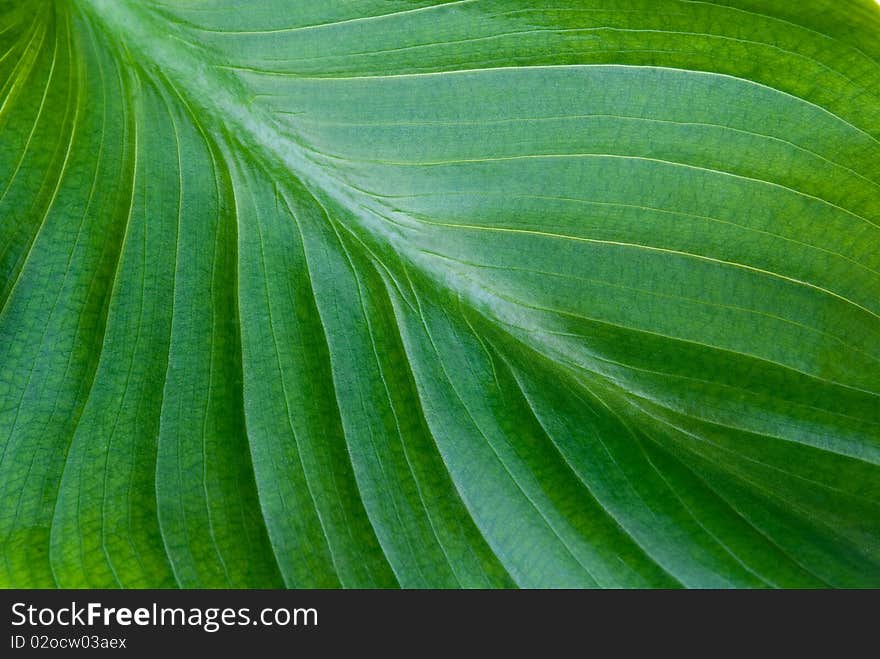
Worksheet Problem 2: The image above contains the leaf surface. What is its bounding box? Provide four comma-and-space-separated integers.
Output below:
1, 0, 879, 587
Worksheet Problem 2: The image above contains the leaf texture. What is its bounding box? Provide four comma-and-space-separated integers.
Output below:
1, 0, 879, 588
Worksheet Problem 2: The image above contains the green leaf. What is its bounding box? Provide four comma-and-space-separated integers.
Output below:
1, 0, 879, 588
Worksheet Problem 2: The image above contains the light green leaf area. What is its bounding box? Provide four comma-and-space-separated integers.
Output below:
1, 0, 879, 588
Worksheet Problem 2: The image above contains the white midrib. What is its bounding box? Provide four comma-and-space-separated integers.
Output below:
73, 0, 698, 480
72, 0, 880, 444
72, 0, 613, 370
